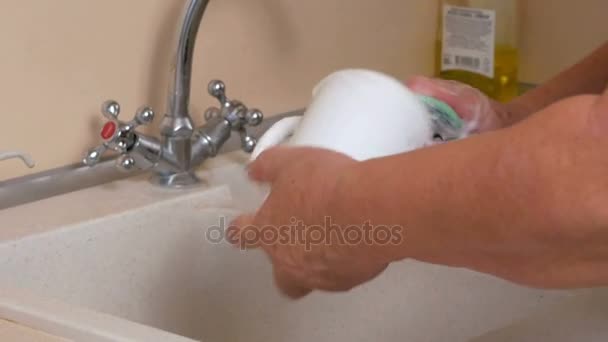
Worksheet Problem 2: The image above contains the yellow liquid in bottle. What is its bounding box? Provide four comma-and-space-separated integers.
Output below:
435, 43, 519, 102
436, 0, 519, 103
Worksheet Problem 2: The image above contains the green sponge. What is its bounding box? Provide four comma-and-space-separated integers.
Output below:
417, 95, 465, 140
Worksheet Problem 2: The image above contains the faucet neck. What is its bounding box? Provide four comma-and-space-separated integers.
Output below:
166, 0, 211, 118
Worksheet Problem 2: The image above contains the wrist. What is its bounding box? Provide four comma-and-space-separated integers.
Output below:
327, 161, 363, 228
329, 161, 405, 263
502, 91, 548, 126
495, 100, 527, 127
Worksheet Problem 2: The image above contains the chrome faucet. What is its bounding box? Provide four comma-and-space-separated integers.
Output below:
83, 0, 263, 187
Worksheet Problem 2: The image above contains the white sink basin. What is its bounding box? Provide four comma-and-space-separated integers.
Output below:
471, 289, 608, 341
0, 152, 580, 341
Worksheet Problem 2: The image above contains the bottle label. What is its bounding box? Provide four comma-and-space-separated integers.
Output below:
441, 5, 496, 78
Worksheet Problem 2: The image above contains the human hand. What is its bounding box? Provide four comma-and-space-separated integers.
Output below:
426, 90, 608, 288
406, 76, 509, 133
226, 89, 608, 295
228, 147, 394, 299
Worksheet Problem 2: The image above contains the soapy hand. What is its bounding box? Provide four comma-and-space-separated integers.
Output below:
406, 76, 507, 132
228, 147, 391, 299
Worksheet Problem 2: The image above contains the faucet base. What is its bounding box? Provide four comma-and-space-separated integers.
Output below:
149, 171, 201, 188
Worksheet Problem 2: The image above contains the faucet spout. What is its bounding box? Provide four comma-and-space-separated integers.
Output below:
166, 0, 211, 119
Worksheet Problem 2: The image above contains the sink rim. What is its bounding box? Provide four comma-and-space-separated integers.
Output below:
0, 286, 197, 342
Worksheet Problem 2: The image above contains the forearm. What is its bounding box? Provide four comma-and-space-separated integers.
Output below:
333, 128, 540, 264
502, 41, 608, 126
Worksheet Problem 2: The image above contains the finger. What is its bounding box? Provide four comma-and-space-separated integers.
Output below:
273, 266, 313, 299
405, 75, 439, 94
405, 75, 462, 99
406, 76, 481, 121
406, 76, 463, 112
227, 214, 262, 249
406, 75, 462, 96
226, 214, 250, 245
247, 146, 311, 183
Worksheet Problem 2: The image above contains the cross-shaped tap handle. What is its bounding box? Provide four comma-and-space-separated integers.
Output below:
83, 100, 155, 170
205, 80, 263, 153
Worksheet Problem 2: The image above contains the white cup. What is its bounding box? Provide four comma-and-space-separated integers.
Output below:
250, 69, 436, 161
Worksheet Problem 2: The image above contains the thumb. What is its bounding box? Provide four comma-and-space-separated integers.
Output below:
273, 267, 312, 299
406, 75, 463, 101
406, 75, 490, 124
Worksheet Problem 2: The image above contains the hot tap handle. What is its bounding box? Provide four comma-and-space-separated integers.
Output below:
101, 100, 121, 120
116, 155, 137, 172
83, 100, 155, 170
131, 106, 155, 127
83, 144, 109, 166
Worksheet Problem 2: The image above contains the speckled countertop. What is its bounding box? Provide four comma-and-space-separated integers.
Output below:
1, 149, 605, 342
0, 151, 251, 341
0, 151, 251, 243
0, 319, 69, 342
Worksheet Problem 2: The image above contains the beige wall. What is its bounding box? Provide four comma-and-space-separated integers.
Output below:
0, 0, 439, 180
519, 0, 608, 82
0, 0, 607, 180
